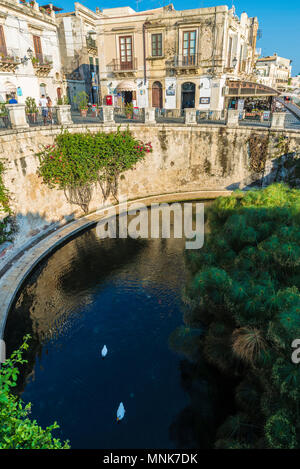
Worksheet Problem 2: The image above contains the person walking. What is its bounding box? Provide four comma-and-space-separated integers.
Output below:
47, 96, 53, 124
39, 94, 48, 125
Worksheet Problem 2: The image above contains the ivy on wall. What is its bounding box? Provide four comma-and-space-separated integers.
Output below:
37, 130, 152, 213
0, 160, 13, 244
248, 134, 270, 173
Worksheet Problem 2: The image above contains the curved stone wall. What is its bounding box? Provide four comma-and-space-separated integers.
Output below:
0, 122, 299, 267
0, 122, 299, 336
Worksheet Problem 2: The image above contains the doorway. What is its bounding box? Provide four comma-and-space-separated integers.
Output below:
181, 82, 195, 109
57, 87, 62, 101
124, 91, 133, 105
152, 81, 163, 108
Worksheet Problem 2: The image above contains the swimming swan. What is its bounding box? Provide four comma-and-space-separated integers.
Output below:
117, 402, 125, 421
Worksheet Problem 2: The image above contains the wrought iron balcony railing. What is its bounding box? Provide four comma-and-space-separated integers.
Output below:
86, 36, 97, 51
166, 54, 200, 68
109, 58, 137, 72
32, 54, 53, 67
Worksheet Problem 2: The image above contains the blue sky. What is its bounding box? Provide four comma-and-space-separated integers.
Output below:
58, 0, 300, 75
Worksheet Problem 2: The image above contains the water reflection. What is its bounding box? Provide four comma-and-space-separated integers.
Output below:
4, 202, 234, 449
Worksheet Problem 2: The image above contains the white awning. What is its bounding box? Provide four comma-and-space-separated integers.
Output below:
116, 81, 136, 92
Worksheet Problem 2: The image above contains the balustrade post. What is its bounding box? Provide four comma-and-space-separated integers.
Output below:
226, 109, 240, 127
144, 108, 156, 124
56, 105, 73, 125
6, 104, 29, 130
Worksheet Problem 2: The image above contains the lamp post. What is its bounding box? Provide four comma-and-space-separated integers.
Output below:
20, 47, 33, 65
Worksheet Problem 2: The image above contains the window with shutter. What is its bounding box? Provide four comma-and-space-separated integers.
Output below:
0, 25, 7, 58
33, 35, 43, 63
119, 36, 133, 70
151, 34, 162, 57
182, 31, 196, 65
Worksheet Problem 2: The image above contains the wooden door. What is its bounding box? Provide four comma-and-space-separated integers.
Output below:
152, 81, 162, 108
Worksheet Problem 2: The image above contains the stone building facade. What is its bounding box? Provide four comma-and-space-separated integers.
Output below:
56, 2, 101, 105
255, 53, 292, 91
97, 4, 259, 112
0, 0, 64, 104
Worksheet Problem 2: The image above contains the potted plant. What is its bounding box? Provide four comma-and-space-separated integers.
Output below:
31, 57, 39, 66
57, 96, 69, 106
74, 91, 88, 117
125, 102, 133, 119
91, 104, 98, 117
0, 102, 9, 127
25, 96, 38, 123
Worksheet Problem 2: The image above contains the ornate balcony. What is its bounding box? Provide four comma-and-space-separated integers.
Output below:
32, 54, 53, 77
0, 48, 21, 72
108, 58, 137, 78
166, 54, 202, 76
86, 36, 97, 55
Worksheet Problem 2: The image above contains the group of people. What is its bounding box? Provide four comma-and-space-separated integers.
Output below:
39, 94, 53, 125
8, 93, 54, 125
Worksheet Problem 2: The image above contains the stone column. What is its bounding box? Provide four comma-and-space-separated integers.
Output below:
184, 108, 197, 124
6, 104, 29, 130
101, 106, 114, 123
56, 105, 73, 125
144, 108, 156, 124
226, 109, 240, 127
270, 112, 286, 129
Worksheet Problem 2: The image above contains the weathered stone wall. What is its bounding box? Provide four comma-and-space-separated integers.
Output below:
0, 123, 299, 241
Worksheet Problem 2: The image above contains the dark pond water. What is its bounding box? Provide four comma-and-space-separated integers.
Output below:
4, 203, 234, 449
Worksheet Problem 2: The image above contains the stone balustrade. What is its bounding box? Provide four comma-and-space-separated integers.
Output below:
4, 104, 296, 131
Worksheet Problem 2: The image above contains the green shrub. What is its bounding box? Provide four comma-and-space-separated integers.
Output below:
0, 335, 70, 449
185, 183, 300, 448
37, 129, 152, 211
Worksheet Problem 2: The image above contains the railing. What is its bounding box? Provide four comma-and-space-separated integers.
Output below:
71, 107, 103, 124
1, 104, 299, 132
32, 54, 53, 66
0, 108, 11, 130
166, 54, 200, 68
86, 37, 97, 51
114, 107, 144, 123
155, 108, 185, 123
26, 107, 58, 127
109, 58, 137, 72
197, 110, 227, 125
0, 48, 21, 64
239, 110, 272, 127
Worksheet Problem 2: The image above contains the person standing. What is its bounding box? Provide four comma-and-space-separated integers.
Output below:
47, 96, 53, 124
39, 94, 48, 125
8, 94, 17, 104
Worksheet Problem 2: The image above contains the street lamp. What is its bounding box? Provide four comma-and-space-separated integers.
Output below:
20, 48, 33, 64
232, 57, 238, 68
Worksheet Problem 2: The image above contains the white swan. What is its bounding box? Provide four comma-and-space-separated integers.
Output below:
117, 402, 125, 421
101, 345, 108, 358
